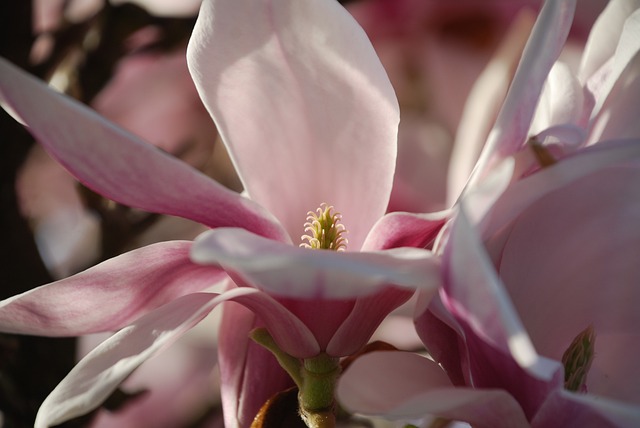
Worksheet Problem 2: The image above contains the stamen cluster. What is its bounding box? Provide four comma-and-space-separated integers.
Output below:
300, 203, 348, 251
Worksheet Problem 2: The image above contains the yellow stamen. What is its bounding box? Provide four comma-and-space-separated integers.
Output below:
300, 203, 348, 251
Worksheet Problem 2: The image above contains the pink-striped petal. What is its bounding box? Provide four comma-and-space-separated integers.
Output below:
468, 0, 576, 189
34, 292, 223, 428
187, 0, 399, 249
0, 57, 286, 241
327, 288, 416, 356
34, 286, 317, 427
361, 210, 450, 251
0, 241, 223, 336
191, 228, 441, 299
337, 351, 530, 428
217, 302, 294, 428
225, 286, 320, 358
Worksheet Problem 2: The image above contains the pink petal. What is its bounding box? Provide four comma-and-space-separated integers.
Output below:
492, 165, 640, 406
529, 62, 588, 135
587, 9, 640, 120
578, 0, 639, 83
447, 9, 535, 204
586, 9, 640, 143
0, 241, 224, 336
0, 58, 286, 241
468, 0, 576, 188
88, 332, 219, 428
327, 287, 416, 356
442, 209, 563, 417
444, 140, 640, 418
478, 139, 640, 239
191, 228, 441, 299
361, 210, 450, 251
415, 295, 469, 387
225, 286, 320, 358
337, 351, 529, 428
274, 297, 356, 355
591, 56, 640, 143
35, 292, 223, 428
217, 302, 294, 428
533, 389, 640, 427
187, 0, 399, 249
444, 207, 543, 363
34, 286, 316, 427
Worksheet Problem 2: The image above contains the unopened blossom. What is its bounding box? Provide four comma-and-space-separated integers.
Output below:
0, 0, 442, 427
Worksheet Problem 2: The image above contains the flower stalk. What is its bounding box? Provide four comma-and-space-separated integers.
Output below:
251, 328, 341, 427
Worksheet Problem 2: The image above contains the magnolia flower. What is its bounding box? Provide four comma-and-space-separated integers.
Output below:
339, 138, 640, 427
338, 0, 640, 426
348, 0, 531, 214
0, 0, 441, 427
453, 0, 640, 197
350, 0, 607, 213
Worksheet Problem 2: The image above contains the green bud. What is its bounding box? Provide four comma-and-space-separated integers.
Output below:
562, 325, 595, 392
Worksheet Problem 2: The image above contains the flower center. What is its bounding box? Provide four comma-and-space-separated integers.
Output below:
300, 203, 348, 251
561, 325, 595, 392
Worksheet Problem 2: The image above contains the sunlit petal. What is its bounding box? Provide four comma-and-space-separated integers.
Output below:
35, 292, 223, 428
187, 0, 399, 248
468, 0, 576, 188
0, 57, 286, 241
191, 228, 441, 299
0, 241, 223, 336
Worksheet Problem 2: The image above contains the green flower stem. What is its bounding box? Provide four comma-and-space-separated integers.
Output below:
250, 328, 341, 428
299, 353, 341, 412
299, 353, 340, 428
250, 328, 303, 388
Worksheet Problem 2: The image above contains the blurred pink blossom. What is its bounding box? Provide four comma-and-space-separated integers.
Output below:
21, 0, 219, 278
